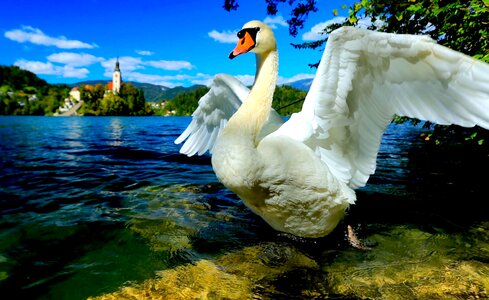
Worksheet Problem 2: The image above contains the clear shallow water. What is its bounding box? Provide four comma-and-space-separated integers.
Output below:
0, 116, 488, 299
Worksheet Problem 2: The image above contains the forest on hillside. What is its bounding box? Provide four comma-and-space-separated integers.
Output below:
0, 66, 70, 115
1, 64, 307, 117
158, 84, 307, 117
0, 65, 150, 116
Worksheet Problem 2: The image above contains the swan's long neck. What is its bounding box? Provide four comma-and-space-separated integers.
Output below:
225, 49, 278, 142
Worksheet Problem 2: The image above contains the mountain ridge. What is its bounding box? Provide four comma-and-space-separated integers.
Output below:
70, 77, 312, 102
69, 80, 206, 102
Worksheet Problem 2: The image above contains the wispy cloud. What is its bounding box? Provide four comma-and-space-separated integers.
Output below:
100, 56, 197, 87
278, 73, 314, 85
14, 59, 89, 78
264, 15, 288, 29
208, 16, 286, 44
356, 17, 384, 29
101, 56, 195, 74
136, 50, 154, 56
101, 56, 144, 74
302, 16, 385, 41
47, 52, 103, 67
148, 60, 194, 71
5, 26, 97, 49
208, 29, 237, 44
121, 71, 211, 88
234, 74, 255, 86
302, 17, 345, 41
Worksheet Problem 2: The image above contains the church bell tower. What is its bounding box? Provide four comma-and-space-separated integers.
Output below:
112, 58, 121, 94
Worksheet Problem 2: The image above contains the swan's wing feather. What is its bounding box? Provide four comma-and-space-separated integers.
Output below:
175, 73, 284, 156
273, 26, 489, 188
175, 74, 249, 156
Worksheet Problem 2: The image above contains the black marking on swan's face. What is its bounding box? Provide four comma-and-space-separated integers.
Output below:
229, 27, 261, 59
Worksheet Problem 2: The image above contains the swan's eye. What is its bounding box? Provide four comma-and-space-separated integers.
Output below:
237, 30, 245, 39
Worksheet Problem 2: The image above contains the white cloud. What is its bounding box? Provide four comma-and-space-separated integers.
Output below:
208, 16, 286, 44
123, 71, 177, 87
5, 26, 97, 49
101, 56, 144, 77
148, 60, 194, 71
190, 76, 214, 87
136, 50, 154, 56
47, 52, 103, 67
234, 74, 255, 86
61, 65, 90, 78
101, 56, 196, 85
14, 59, 89, 78
121, 72, 211, 88
357, 17, 384, 29
302, 17, 345, 41
14, 60, 59, 75
277, 73, 314, 85
208, 29, 237, 44
302, 16, 385, 41
264, 15, 288, 29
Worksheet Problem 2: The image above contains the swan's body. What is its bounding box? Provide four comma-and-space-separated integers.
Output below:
176, 21, 489, 238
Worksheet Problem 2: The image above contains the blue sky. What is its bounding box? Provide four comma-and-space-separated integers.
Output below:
0, 0, 353, 88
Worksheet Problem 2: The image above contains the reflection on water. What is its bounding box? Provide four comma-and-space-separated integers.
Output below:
0, 117, 488, 299
108, 118, 123, 147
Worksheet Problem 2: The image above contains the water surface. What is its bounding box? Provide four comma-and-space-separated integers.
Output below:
0, 116, 488, 299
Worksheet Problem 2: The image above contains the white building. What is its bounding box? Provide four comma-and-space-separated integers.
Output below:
69, 87, 81, 101
112, 58, 121, 94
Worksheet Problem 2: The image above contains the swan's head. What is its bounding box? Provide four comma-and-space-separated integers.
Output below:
229, 20, 276, 59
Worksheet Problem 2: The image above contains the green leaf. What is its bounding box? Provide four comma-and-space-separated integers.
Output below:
348, 15, 358, 24
395, 12, 403, 21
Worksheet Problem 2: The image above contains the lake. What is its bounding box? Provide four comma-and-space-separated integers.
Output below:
1, 116, 488, 299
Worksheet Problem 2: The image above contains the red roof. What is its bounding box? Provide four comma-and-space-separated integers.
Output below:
107, 82, 113, 90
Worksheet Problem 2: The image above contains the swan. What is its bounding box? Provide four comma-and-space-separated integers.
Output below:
175, 20, 489, 238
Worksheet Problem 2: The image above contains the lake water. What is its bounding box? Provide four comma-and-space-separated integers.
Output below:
1, 116, 488, 299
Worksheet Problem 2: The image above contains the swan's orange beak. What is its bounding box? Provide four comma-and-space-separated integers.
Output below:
229, 31, 256, 59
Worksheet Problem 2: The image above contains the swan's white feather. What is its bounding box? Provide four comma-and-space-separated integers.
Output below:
271, 27, 489, 189
175, 74, 249, 156
175, 74, 284, 156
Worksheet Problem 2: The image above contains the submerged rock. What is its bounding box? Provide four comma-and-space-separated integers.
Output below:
325, 225, 489, 299
88, 243, 318, 299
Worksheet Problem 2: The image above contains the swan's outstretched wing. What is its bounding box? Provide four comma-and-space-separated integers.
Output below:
175, 74, 248, 156
175, 74, 284, 156
272, 26, 489, 189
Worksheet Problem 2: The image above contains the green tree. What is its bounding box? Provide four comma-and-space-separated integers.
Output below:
164, 86, 210, 116
135, 88, 147, 115
94, 84, 106, 100
273, 85, 307, 116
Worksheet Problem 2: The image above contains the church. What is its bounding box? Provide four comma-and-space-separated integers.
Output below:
67, 59, 123, 102
107, 58, 122, 94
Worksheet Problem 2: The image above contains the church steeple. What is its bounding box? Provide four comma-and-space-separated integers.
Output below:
114, 57, 120, 72
112, 57, 121, 94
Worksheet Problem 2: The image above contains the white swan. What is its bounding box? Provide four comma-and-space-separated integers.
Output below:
176, 20, 489, 238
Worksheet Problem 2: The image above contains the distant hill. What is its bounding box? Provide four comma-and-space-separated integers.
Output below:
287, 78, 313, 91
70, 77, 310, 102
70, 80, 167, 102
158, 85, 206, 101
70, 80, 205, 102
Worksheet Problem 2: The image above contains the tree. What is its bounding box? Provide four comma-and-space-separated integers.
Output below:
273, 85, 307, 115
224, 0, 318, 37
338, 1, 488, 62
